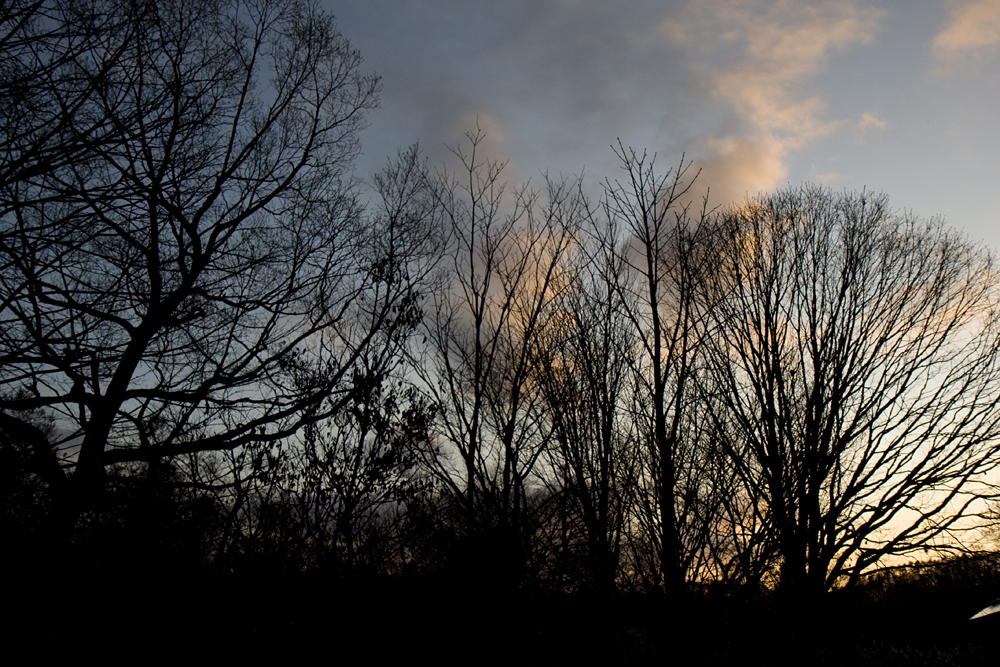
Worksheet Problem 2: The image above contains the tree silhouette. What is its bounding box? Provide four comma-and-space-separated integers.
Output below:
705, 185, 1000, 598
601, 146, 723, 592
0, 0, 411, 540
533, 208, 636, 594
414, 128, 583, 583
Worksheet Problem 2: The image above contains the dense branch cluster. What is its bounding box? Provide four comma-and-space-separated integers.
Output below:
3, 0, 1000, 600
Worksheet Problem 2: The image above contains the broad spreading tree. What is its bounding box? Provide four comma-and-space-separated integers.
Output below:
0, 0, 433, 542
705, 185, 1000, 597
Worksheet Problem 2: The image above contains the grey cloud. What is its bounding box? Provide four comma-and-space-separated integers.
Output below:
331, 0, 694, 179
330, 0, 886, 206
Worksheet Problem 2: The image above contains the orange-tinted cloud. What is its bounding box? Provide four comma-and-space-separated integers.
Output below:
695, 135, 789, 206
661, 0, 884, 204
858, 111, 887, 131
933, 0, 1000, 59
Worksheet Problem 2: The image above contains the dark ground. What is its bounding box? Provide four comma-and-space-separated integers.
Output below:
6, 563, 999, 665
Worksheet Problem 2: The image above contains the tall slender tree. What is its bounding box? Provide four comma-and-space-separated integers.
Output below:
534, 209, 637, 593
415, 129, 582, 583
602, 145, 720, 592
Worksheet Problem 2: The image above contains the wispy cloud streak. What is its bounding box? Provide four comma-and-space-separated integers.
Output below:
661, 0, 884, 203
934, 0, 1000, 60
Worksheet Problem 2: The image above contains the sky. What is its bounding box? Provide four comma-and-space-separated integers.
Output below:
329, 0, 1000, 249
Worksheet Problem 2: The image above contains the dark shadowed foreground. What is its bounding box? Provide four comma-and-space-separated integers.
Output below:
6, 557, 999, 665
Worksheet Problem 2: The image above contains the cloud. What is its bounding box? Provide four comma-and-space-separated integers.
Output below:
337, 0, 691, 184
858, 111, 887, 130
339, 0, 890, 208
933, 0, 1000, 59
696, 135, 790, 204
661, 0, 884, 204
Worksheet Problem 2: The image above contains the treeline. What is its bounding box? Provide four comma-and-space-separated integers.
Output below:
3, 0, 1000, 605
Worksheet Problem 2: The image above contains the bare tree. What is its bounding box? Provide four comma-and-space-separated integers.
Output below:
534, 209, 637, 593
0, 1, 128, 192
695, 376, 780, 591
205, 145, 444, 575
706, 185, 1000, 598
602, 145, 721, 593
415, 129, 582, 582
0, 0, 411, 538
